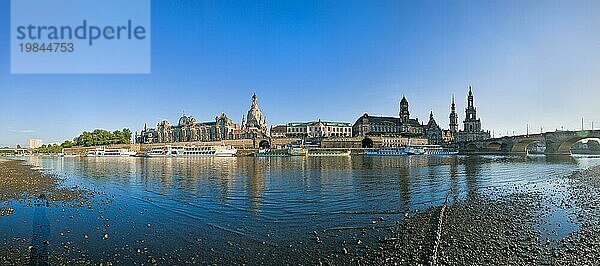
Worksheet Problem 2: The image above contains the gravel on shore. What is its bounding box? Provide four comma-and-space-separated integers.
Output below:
0, 159, 92, 214
369, 165, 600, 266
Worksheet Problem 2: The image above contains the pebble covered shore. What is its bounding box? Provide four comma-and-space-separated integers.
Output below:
0, 159, 92, 214
369, 165, 600, 265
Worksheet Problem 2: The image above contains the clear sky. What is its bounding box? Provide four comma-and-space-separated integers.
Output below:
1, 0, 599, 147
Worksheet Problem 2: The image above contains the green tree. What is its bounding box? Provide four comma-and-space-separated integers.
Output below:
61, 140, 74, 148
35, 144, 62, 154
73, 128, 132, 147
588, 140, 600, 151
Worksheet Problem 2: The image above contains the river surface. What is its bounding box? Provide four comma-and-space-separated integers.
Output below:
2, 155, 600, 264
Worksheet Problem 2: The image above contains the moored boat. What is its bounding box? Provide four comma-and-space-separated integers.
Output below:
252, 148, 290, 157
423, 146, 459, 155
308, 150, 351, 157
86, 147, 136, 157
404, 147, 425, 155
363, 149, 407, 156
288, 147, 308, 156
145, 145, 237, 157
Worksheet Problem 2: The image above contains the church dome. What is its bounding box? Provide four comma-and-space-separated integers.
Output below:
178, 115, 196, 126
243, 93, 267, 131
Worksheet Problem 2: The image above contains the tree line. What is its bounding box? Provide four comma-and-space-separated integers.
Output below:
73, 129, 132, 147
31, 128, 132, 153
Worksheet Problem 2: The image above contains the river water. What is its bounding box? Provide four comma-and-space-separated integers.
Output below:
2, 155, 600, 264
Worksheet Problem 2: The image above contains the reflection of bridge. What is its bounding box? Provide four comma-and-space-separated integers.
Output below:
460, 130, 600, 155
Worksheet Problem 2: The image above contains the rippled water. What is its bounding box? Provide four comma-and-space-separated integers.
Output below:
2, 155, 600, 264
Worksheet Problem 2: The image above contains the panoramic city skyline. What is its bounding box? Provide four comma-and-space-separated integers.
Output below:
1, 0, 600, 147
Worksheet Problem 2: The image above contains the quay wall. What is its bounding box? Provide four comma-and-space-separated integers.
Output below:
63, 137, 430, 156
63, 138, 301, 156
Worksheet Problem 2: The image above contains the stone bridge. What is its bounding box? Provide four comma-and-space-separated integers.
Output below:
459, 130, 600, 155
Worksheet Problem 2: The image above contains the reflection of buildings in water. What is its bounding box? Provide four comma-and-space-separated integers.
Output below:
141, 158, 175, 191
463, 156, 482, 198
300, 157, 354, 197
307, 156, 352, 182
350, 156, 413, 213
171, 158, 236, 199
139, 158, 238, 201
353, 155, 431, 171
72, 157, 140, 182
425, 159, 444, 198
237, 158, 268, 213
397, 164, 411, 213
448, 157, 460, 204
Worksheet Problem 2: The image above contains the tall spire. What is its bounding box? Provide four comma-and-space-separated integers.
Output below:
467, 86, 474, 108
449, 94, 459, 133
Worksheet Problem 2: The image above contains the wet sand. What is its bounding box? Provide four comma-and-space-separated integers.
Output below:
0, 159, 96, 265
0, 159, 91, 205
372, 165, 600, 265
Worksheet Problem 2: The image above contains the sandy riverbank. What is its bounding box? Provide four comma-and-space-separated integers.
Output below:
368, 165, 600, 265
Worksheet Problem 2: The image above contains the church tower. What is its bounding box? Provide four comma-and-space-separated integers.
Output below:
399, 96, 410, 124
449, 95, 458, 133
463, 86, 482, 132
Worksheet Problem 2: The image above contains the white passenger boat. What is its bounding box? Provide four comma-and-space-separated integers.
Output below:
253, 148, 291, 157
423, 146, 459, 155
363, 149, 407, 156
404, 147, 425, 155
146, 145, 237, 157
308, 150, 351, 157
86, 148, 136, 157
288, 147, 308, 156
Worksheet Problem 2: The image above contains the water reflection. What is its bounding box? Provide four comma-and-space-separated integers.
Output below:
464, 156, 482, 198
30, 195, 50, 266
12, 155, 599, 263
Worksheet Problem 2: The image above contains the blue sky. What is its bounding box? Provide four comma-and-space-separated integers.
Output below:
1, 0, 599, 146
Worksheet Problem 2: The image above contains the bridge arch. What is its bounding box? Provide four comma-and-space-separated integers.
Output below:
485, 142, 502, 152
544, 130, 600, 155
556, 137, 599, 155
362, 138, 374, 148
466, 143, 479, 151
258, 140, 270, 149
510, 137, 545, 154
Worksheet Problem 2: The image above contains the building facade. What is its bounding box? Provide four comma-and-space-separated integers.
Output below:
270, 125, 287, 138
455, 86, 491, 142
27, 139, 43, 149
287, 120, 352, 138
424, 112, 443, 145
152, 112, 239, 143
352, 96, 424, 137
136, 94, 269, 144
